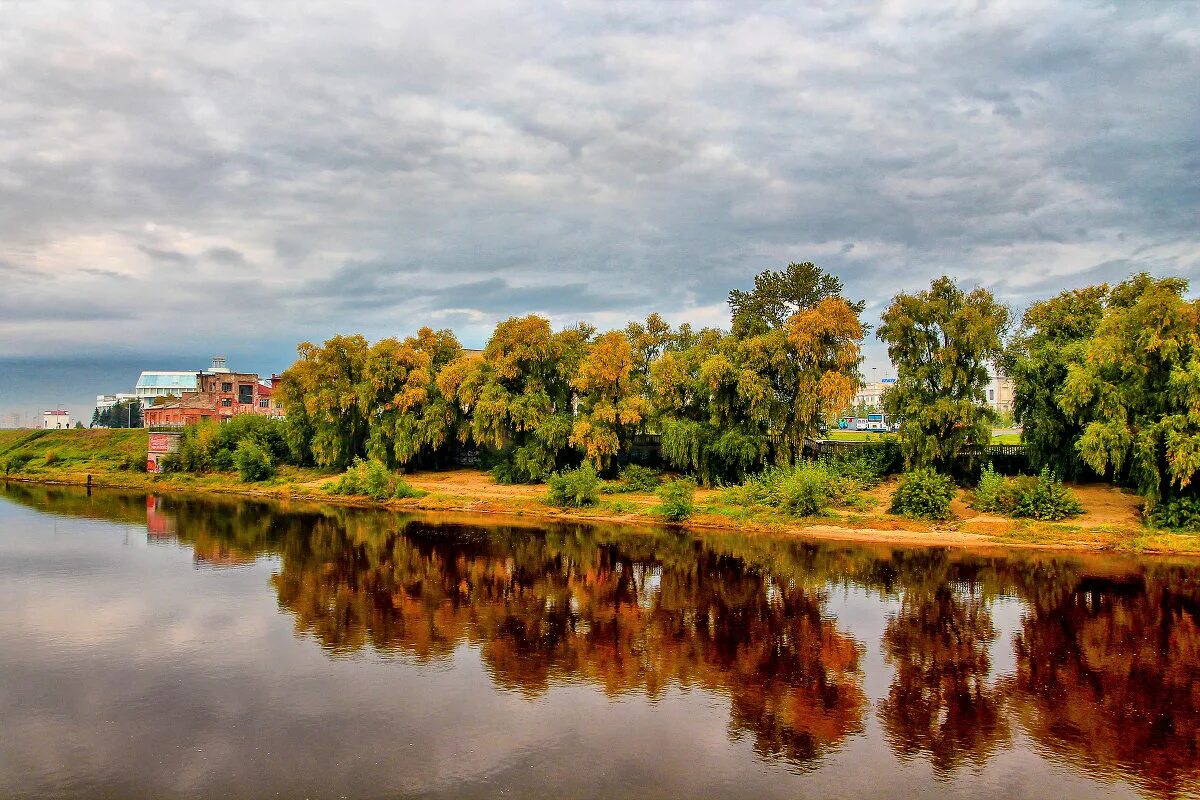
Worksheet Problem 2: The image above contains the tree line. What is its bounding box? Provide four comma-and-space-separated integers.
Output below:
273, 263, 1199, 510
91, 399, 142, 429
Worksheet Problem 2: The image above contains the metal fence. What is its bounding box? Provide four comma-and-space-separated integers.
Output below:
806, 438, 1029, 475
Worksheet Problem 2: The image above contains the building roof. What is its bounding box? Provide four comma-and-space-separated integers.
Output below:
135, 371, 199, 391
43, 410, 69, 415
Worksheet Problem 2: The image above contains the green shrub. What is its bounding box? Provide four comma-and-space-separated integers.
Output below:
890, 468, 957, 519
657, 477, 697, 521
777, 464, 836, 516
359, 460, 393, 501
972, 464, 1083, 521
618, 464, 661, 492
606, 498, 636, 514
165, 416, 293, 475
723, 461, 862, 516
546, 462, 602, 508
118, 453, 146, 472
972, 463, 1008, 512
722, 467, 778, 507
210, 448, 235, 472
5, 453, 32, 473
233, 439, 275, 482
1011, 467, 1083, 521
43, 450, 60, 466
173, 429, 211, 473
328, 458, 394, 501
157, 453, 182, 473
1149, 496, 1200, 531
393, 478, 427, 500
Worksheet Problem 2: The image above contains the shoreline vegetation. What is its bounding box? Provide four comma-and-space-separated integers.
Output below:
3, 428, 1198, 556
6, 265, 1197, 553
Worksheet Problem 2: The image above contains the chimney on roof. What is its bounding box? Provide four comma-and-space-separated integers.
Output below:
270, 373, 282, 387
209, 356, 230, 373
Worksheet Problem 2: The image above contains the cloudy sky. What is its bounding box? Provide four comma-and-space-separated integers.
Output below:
1, 0, 1197, 422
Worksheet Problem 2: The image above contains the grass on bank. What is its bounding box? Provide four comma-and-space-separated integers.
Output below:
825, 431, 895, 442
1, 429, 149, 475
0, 428, 336, 494
826, 430, 1023, 445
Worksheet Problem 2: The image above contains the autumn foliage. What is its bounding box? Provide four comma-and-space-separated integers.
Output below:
271, 263, 1200, 513
278, 263, 867, 484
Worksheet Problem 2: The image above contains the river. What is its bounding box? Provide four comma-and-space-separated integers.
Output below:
1, 483, 1197, 799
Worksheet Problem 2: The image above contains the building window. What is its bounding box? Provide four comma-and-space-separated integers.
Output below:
221, 382, 233, 393
238, 384, 254, 405
222, 398, 232, 407
259, 399, 269, 408
988, 389, 995, 402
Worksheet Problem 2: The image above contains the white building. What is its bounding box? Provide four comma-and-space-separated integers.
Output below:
850, 374, 1014, 415
96, 392, 137, 413
42, 410, 72, 429
985, 374, 1016, 414
133, 357, 232, 408
134, 371, 200, 407
854, 378, 896, 410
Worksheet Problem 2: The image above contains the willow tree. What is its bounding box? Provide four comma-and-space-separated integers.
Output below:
785, 296, 865, 444
450, 314, 591, 482
624, 312, 676, 375
650, 327, 772, 485
570, 330, 648, 471
360, 327, 465, 469
727, 262, 865, 465
878, 277, 1009, 471
650, 263, 865, 483
276, 334, 371, 469
1003, 285, 1108, 480
1059, 274, 1200, 503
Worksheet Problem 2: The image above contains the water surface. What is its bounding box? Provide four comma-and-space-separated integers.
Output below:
1, 483, 1197, 799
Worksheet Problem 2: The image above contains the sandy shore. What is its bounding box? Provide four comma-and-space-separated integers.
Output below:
9, 465, 1195, 556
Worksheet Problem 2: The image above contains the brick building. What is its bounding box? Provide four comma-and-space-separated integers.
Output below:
196, 371, 279, 419
142, 363, 284, 428
142, 395, 221, 427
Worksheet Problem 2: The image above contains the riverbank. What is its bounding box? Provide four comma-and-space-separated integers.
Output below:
3, 428, 1198, 555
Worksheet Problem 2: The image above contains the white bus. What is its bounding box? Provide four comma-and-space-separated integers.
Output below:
856, 412, 888, 432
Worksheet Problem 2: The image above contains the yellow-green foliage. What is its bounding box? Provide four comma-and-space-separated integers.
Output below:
878, 276, 1009, 471
1059, 274, 1200, 501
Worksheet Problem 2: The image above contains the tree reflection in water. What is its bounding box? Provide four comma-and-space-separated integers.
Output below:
268, 519, 868, 767
4, 482, 1200, 797
877, 551, 1010, 775
1008, 569, 1200, 800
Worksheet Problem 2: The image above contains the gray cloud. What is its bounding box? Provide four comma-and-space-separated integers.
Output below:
0, 0, 1197, 418
204, 246, 247, 266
